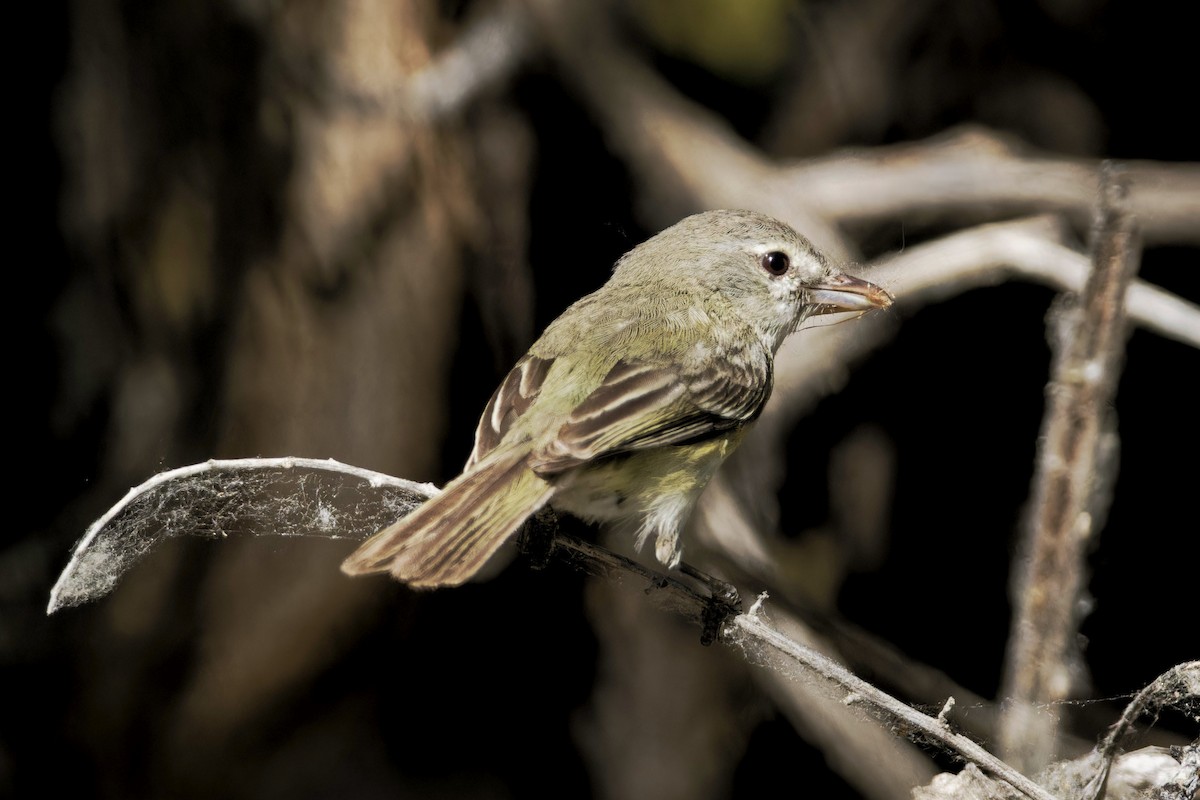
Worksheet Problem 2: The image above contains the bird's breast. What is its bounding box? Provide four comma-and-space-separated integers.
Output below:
546, 430, 746, 525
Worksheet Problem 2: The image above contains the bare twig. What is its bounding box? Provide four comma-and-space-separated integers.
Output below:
524, 516, 742, 645
999, 167, 1143, 770
726, 611, 1060, 800
733, 609, 939, 799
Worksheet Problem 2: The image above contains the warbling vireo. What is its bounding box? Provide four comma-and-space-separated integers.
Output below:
342, 209, 892, 587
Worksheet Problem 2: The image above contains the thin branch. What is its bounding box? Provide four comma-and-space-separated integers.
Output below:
521, 515, 742, 645
999, 167, 1143, 771
725, 611, 1060, 800
731, 601, 942, 799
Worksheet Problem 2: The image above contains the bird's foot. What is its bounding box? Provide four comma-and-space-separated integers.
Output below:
517, 507, 562, 571
677, 561, 742, 646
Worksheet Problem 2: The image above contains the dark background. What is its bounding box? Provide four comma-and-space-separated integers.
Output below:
10, 1, 1197, 797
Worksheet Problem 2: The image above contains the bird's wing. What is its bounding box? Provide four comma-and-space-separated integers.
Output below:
467, 354, 555, 468
530, 354, 771, 476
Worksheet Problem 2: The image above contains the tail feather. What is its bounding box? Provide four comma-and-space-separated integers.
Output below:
341, 450, 554, 587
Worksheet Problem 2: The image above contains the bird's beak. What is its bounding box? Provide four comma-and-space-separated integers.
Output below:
808, 272, 893, 315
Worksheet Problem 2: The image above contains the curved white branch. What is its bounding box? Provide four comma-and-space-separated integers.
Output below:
47, 457, 437, 613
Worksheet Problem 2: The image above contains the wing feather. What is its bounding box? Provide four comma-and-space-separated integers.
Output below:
467, 354, 554, 468
531, 351, 771, 475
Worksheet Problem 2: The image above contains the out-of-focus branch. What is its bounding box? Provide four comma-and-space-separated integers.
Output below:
998, 168, 1142, 771
400, 6, 536, 121
523, 1, 1200, 249
785, 128, 1200, 245
298, 4, 537, 123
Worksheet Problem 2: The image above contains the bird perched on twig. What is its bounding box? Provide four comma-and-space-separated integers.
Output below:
342, 209, 892, 587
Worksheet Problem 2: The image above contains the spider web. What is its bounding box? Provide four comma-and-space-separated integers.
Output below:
47, 457, 437, 613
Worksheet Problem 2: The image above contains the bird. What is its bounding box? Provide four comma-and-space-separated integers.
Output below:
341, 209, 892, 587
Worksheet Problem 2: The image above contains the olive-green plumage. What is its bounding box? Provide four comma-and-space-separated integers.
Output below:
342, 210, 891, 587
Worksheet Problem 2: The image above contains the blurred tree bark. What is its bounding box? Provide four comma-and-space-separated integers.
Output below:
56, 0, 482, 795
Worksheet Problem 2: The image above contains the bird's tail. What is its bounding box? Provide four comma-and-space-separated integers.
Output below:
340, 450, 554, 587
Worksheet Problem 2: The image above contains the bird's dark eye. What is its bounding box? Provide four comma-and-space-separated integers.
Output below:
761, 251, 790, 276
